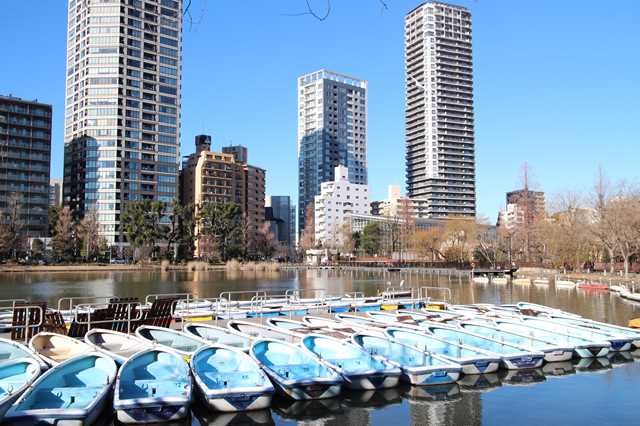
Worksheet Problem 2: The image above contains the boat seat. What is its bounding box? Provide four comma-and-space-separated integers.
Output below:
121, 379, 188, 399
273, 364, 319, 380
201, 371, 262, 389
32, 386, 102, 409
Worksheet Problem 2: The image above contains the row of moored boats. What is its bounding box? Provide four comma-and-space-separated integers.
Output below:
0, 301, 638, 424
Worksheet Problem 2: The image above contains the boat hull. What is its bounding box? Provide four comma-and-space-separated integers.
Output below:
456, 359, 500, 375
501, 354, 545, 370
201, 392, 273, 412
541, 348, 574, 363
403, 368, 461, 386
342, 372, 401, 390
116, 403, 190, 424
273, 380, 342, 400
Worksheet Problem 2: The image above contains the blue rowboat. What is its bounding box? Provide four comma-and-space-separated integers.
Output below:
114, 348, 192, 424
351, 333, 461, 386
385, 327, 501, 375
5, 353, 116, 425
0, 358, 41, 418
424, 324, 545, 370
85, 329, 152, 365
250, 339, 342, 400
0, 337, 47, 370
267, 318, 352, 340
227, 320, 298, 344
135, 325, 208, 359
521, 317, 633, 352
301, 334, 402, 390
494, 319, 611, 358
459, 322, 574, 363
191, 345, 274, 412
184, 323, 252, 353
547, 316, 640, 349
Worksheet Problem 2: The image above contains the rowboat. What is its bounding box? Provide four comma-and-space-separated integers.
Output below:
227, 320, 298, 344
0, 358, 41, 418
545, 316, 640, 349
266, 318, 351, 339
346, 296, 382, 312
335, 313, 392, 329
29, 332, 93, 367
492, 277, 508, 285
472, 276, 489, 284
521, 317, 633, 352
493, 319, 611, 358
621, 289, 640, 302
0, 337, 47, 370
114, 348, 191, 424
184, 323, 252, 352
5, 353, 116, 425
302, 316, 373, 335
459, 321, 574, 362
302, 334, 402, 390
555, 280, 576, 289
533, 278, 550, 286
424, 324, 545, 370
85, 328, 152, 364
135, 326, 208, 359
250, 339, 342, 400
512, 278, 531, 285
515, 302, 582, 319
352, 332, 461, 386
576, 281, 609, 291
385, 327, 501, 375
191, 345, 274, 412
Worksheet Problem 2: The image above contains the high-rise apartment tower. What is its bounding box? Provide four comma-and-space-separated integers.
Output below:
404, 1, 475, 218
63, 0, 182, 245
297, 69, 367, 234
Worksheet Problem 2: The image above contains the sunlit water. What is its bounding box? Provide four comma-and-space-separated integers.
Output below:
1, 268, 639, 425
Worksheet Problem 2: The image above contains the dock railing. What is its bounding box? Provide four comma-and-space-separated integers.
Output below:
419, 287, 452, 306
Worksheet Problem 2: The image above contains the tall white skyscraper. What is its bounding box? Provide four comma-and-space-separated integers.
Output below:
297, 69, 368, 233
63, 0, 182, 245
404, 1, 476, 218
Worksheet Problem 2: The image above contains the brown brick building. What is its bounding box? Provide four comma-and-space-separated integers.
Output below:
180, 136, 265, 256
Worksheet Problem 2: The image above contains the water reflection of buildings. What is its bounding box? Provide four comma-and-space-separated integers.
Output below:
408, 391, 482, 426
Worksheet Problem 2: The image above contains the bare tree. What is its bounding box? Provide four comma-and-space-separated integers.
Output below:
78, 207, 105, 260
0, 193, 24, 259
299, 202, 316, 252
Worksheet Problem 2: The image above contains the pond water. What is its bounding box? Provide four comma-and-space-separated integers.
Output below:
1, 269, 639, 425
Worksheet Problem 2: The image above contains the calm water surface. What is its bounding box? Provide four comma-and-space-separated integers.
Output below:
1, 269, 639, 425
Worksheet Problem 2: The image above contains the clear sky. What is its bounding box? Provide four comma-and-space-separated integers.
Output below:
2, 0, 639, 221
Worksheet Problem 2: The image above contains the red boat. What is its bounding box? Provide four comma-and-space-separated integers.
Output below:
576, 281, 609, 291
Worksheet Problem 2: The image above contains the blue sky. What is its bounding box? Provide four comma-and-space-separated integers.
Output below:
2, 0, 639, 221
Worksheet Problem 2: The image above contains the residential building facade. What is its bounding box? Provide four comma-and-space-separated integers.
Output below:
404, 1, 476, 218
497, 189, 546, 230
49, 178, 63, 207
63, 0, 183, 246
314, 166, 370, 248
298, 69, 368, 234
0, 95, 52, 238
180, 136, 265, 256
